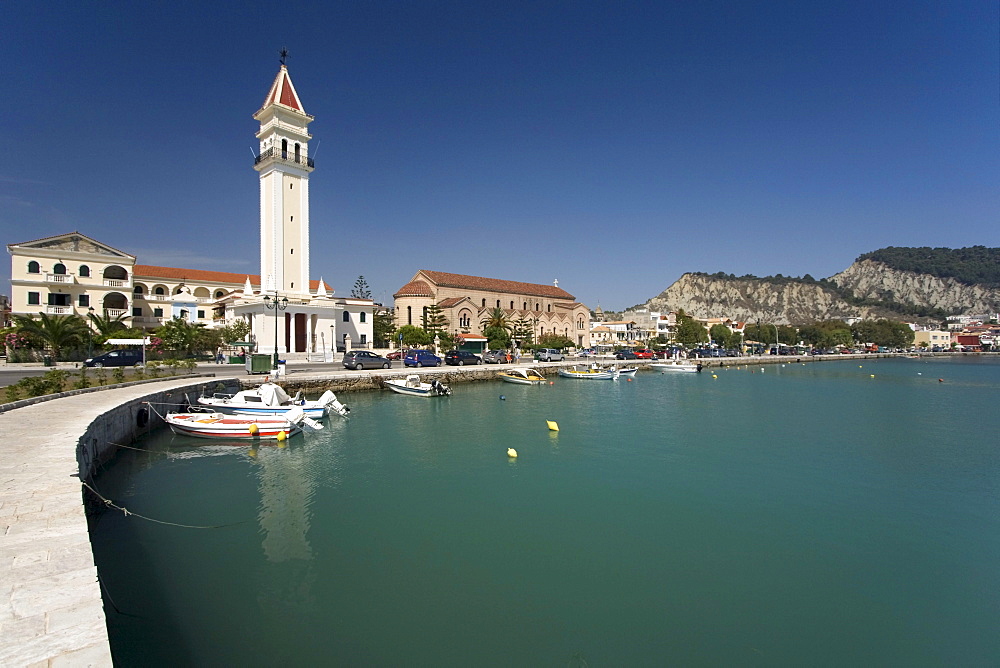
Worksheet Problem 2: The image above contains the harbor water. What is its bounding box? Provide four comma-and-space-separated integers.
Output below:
89, 357, 1000, 666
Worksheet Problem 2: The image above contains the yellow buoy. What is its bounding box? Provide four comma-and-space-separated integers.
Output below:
507, 448, 517, 458
546, 420, 559, 431
248, 423, 259, 435
870, 374, 875, 378
712, 374, 718, 379
277, 430, 286, 441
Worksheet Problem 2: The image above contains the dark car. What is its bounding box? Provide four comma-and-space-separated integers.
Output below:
404, 349, 442, 367
342, 350, 392, 370
83, 349, 145, 368
445, 350, 482, 366
482, 350, 512, 364
615, 350, 638, 360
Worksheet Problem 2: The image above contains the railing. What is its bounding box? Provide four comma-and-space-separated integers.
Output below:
254, 146, 315, 169
46, 273, 73, 283
45, 306, 72, 315
105, 308, 127, 318
104, 279, 126, 287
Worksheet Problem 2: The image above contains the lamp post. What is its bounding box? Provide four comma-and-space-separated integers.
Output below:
263, 293, 288, 367
772, 323, 779, 355
87, 306, 95, 357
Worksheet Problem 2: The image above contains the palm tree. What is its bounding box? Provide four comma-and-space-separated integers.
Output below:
479, 307, 511, 334
13, 313, 89, 360
87, 310, 128, 338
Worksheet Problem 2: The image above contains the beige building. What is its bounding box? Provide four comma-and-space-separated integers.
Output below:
393, 270, 591, 348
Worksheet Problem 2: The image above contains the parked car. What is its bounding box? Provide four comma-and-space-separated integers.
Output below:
482, 350, 512, 364
386, 351, 404, 360
342, 350, 392, 370
445, 350, 482, 366
534, 348, 565, 362
83, 349, 145, 368
404, 349, 442, 367
633, 349, 655, 359
615, 350, 638, 360
578, 348, 597, 357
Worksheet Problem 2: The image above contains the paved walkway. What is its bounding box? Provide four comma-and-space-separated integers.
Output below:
0, 378, 216, 667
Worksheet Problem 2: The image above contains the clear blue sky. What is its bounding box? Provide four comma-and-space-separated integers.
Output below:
3, 1, 998, 310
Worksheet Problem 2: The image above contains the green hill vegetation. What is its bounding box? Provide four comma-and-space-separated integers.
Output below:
856, 246, 1000, 287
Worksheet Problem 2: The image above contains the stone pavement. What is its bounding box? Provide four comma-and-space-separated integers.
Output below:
0, 378, 223, 667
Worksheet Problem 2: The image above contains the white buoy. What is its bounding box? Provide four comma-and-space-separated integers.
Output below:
507, 448, 517, 458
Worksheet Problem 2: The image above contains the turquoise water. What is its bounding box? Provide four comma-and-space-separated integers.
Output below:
90, 357, 1000, 666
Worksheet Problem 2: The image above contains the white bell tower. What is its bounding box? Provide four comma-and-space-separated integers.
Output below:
253, 56, 314, 298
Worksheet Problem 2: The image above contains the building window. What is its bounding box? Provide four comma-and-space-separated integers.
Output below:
510, 301, 514, 309
154, 308, 163, 317
215, 290, 225, 298
282, 139, 288, 159
180, 309, 189, 318
523, 302, 527, 310
53, 263, 66, 275
28, 292, 40, 305
343, 311, 350, 322
360, 312, 366, 323
407, 306, 412, 325
294, 143, 301, 163
481, 298, 486, 308
578, 319, 584, 329
79, 295, 90, 307
48, 294, 69, 306
547, 304, 551, 312
360, 334, 367, 344
197, 310, 205, 319
79, 265, 90, 277
155, 287, 165, 295
132, 307, 142, 317
535, 302, 539, 311
133, 285, 143, 295
27, 261, 40, 274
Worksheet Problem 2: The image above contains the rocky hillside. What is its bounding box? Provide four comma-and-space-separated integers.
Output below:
641, 247, 1000, 325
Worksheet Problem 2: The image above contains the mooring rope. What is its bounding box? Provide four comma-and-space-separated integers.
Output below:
82, 481, 248, 530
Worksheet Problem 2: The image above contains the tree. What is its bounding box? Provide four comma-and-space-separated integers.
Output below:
351, 276, 372, 299
537, 332, 573, 349
483, 326, 511, 350
709, 323, 738, 349
674, 313, 708, 346
511, 317, 535, 346
13, 313, 88, 360
373, 307, 396, 347
87, 311, 128, 339
397, 324, 431, 347
479, 307, 511, 348
799, 320, 853, 349
219, 319, 251, 344
421, 304, 449, 340
155, 318, 209, 356
851, 319, 915, 348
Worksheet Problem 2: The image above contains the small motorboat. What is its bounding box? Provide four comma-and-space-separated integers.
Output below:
609, 365, 638, 377
650, 360, 702, 373
498, 368, 547, 385
557, 365, 619, 380
384, 375, 452, 397
197, 381, 349, 418
160, 407, 320, 440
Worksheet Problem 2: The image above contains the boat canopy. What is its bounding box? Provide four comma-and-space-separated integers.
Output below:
259, 383, 293, 406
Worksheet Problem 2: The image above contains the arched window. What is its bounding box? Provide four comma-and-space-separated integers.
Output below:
154, 287, 165, 295
496, 300, 500, 308
360, 312, 366, 323
79, 265, 90, 277
547, 304, 551, 312
535, 302, 539, 311
481, 298, 486, 308
407, 306, 412, 325
343, 311, 350, 322
27, 261, 39, 274
294, 143, 300, 163
133, 285, 144, 295
281, 139, 288, 159
510, 301, 514, 309
215, 290, 225, 298
53, 263, 66, 275
523, 302, 527, 310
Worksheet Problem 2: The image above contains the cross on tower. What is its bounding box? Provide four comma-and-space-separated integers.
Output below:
279, 47, 289, 66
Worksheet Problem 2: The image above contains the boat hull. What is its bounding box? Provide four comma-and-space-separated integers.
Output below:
557, 368, 617, 380
384, 378, 452, 397
164, 414, 301, 440
498, 369, 547, 384
650, 362, 701, 373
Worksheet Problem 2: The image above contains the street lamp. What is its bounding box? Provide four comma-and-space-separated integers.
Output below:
772, 323, 779, 355
87, 306, 95, 357
263, 293, 288, 367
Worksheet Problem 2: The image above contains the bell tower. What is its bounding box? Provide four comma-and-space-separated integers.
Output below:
253, 54, 314, 298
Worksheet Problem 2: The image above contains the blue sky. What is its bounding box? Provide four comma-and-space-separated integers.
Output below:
3, 1, 998, 310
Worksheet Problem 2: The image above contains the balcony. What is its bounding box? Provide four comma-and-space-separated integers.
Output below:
104, 279, 127, 288
105, 309, 127, 319
254, 146, 315, 170
45, 273, 74, 284
45, 305, 73, 315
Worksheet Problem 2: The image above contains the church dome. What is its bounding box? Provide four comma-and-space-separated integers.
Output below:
394, 280, 434, 298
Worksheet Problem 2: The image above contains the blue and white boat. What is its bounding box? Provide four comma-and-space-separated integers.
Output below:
197, 382, 350, 418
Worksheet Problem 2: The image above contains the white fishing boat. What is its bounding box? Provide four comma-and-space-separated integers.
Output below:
557, 365, 619, 380
611, 365, 638, 377
384, 375, 453, 397
650, 360, 703, 373
497, 368, 547, 385
197, 382, 349, 418
158, 406, 320, 440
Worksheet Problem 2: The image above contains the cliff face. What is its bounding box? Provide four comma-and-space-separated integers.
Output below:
644, 274, 877, 325
829, 259, 1000, 314
643, 259, 1000, 325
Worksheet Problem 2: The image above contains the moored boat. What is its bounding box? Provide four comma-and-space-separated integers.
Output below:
197, 382, 349, 418
650, 360, 702, 373
159, 406, 319, 440
557, 365, 619, 380
384, 375, 452, 397
498, 368, 547, 385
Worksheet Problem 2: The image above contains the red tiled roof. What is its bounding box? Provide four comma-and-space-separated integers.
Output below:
437, 297, 468, 308
394, 280, 434, 297
418, 270, 574, 300
262, 65, 304, 112
133, 265, 324, 291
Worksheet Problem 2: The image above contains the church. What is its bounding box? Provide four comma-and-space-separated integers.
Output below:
7, 61, 373, 358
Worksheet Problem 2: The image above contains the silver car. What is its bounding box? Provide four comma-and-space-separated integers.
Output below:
535, 348, 564, 362
342, 350, 392, 370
